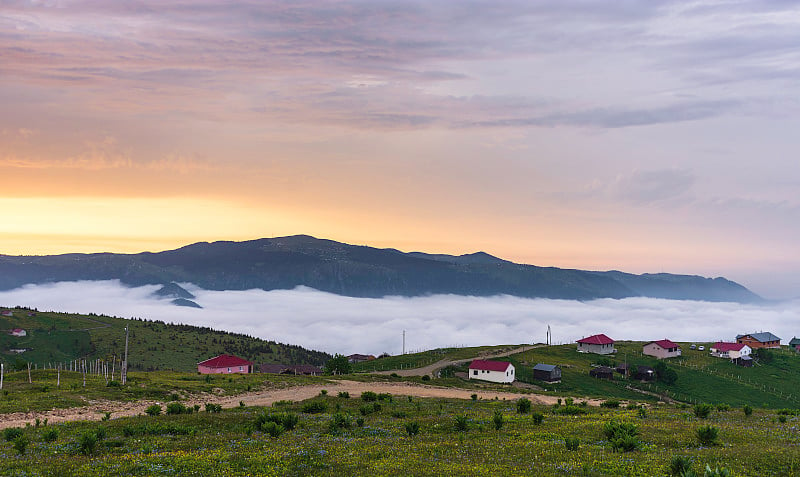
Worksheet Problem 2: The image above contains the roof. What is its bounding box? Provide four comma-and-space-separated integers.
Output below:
468, 359, 512, 372
713, 341, 747, 352
10, 328, 25, 333
260, 364, 290, 374
590, 366, 614, 374
646, 339, 680, 349
736, 332, 781, 343
790, 337, 800, 346
577, 333, 614, 345
533, 363, 559, 372
198, 354, 253, 368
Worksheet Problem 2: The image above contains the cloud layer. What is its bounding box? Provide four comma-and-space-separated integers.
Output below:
1, 281, 797, 356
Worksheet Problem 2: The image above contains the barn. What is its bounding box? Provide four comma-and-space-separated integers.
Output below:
197, 354, 253, 374
589, 366, 614, 380
532, 363, 561, 383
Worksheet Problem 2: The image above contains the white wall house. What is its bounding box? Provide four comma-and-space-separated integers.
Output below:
643, 339, 682, 359
710, 342, 752, 360
576, 333, 616, 355
467, 359, 515, 384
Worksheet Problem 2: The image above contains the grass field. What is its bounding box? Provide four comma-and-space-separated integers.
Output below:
0, 390, 798, 476
350, 344, 525, 372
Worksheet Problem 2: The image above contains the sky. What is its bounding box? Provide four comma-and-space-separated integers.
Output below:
1, 281, 798, 355
1, 1, 799, 299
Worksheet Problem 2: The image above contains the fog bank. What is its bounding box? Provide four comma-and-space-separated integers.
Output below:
1, 281, 798, 356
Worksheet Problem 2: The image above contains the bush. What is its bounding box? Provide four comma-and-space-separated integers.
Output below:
391, 411, 407, 419
531, 412, 544, 425
12, 435, 28, 455
493, 410, 504, 430
377, 393, 393, 402
205, 403, 222, 413
405, 421, 420, 436
255, 412, 299, 433
328, 413, 351, 432
696, 425, 719, 446
361, 391, 378, 402
319, 389, 328, 396
564, 437, 579, 451
421, 375, 430, 381
106, 380, 121, 387
454, 415, 469, 432
715, 403, 730, 412
601, 399, 620, 408
669, 455, 694, 476
42, 428, 59, 442
95, 426, 106, 441
704, 464, 731, 477
693, 403, 713, 418
626, 402, 639, 410
516, 398, 531, 414
603, 420, 641, 452
79, 432, 97, 455
101, 412, 111, 422
260, 421, 284, 438
338, 391, 350, 399
555, 405, 587, 416
301, 401, 327, 414
743, 404, 753, 416
145, 405, 162, 416
778, 415, 787, 423
166, 402, 189, 415
4, 428, 23, 442
638, 407, 648, 419
356, 417, 365, 427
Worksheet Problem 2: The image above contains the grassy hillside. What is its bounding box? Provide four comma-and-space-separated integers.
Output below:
1, 391, 798, 475
506, 341, 800, 408
0, 307, 330, 372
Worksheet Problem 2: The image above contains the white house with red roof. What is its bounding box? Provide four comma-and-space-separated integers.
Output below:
576, 334, 616, 355
710, 342, 751, 360
8, 328, 26, 337
468, 359, 515, 384
197, 354, 253, 374
643, 339, 681, 359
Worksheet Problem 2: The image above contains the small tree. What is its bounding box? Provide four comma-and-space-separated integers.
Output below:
693, 403, 712, 419
405, 421, 420, 436
516, 398, 531, 414
324, 354, 352, 375
492, 410, 504, 430
697, 425, 719, 446
743, 404, 753, 416
668, 455, 694, 476
145, 404, 162, 416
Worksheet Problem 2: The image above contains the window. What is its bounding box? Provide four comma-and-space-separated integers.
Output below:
239, 366, 243, 371
473, 370, 478, 375
227, 368, 231, 372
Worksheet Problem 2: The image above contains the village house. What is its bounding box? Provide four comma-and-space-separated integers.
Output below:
468, 359, 515, 384
576, 334, 616, 355
0, 310, 13, 317
736, 332, 781, 349
8, 328, 26, 337
634, 365, 655, 381
347, 354, 376, 364
790, 337, 800, 352
642, 339, 681, 359
259, 364, 323, 376
197, 354, 253, 374
710, 342, 752, 360
589, 366, 614, 380
532, 363, 561, 383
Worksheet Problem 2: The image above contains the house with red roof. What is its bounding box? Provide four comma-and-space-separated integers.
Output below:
197, 354, 253, 374
8, 328, 26, 337
643, 339, 681, 359
576, 334, 616, 355
468, 359, 515, 384
0, 310, 13, 317
710, 342, 751, 360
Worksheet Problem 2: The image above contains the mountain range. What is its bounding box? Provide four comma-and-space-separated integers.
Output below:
0, 235, 761, 303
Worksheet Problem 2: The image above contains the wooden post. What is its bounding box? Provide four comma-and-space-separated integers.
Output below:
28, 362, 32, 384
57, 364, 60, 387
82, 360, 86, 387
122, 326, 129, 385
0, 363, 3, 390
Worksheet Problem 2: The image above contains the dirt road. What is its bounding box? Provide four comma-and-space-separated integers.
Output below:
373, 344, 544, 377
0, 380, 603, 430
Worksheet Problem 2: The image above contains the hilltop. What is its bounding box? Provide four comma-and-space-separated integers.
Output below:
0, 307, 330, 372
0, 235, 761, 302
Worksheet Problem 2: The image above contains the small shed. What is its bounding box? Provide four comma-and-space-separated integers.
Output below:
634, 365, 655, 381
734, 356, 753, 367
197, 354, 253, 374
789, 337, 800, 352
532, 363, 561, 383
615, 363, 630, 376
589, 366, 614, 380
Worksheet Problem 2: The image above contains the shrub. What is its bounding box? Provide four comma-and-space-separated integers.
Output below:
715, 403, 730, 412
101, 412, 111, 421
42, 428, 59, 442
471, 394, 478, 401
555, 405, 587, 416
361, 391, 378, 402
626, 402, 639, 410
12, 435, 28, 455
421, 375, 430, 381
743, 404, 753, 416
255, 412, 299, 433
516, 398, 531, 414
493, 410, 504, 430
356, 417, 365, 427
272, 400, 292, 407
601, 399, 620, 408
169, 393, 180, 401
776, 408, 798, 415
145, 405, 162, 416
778, 415, 787, 423
603, 420, 641, 452
696, 425, 719, 446
669, 455, 694, 476
638, 407, 648, 419
390, 373, 399, 378
239, 401, 245, 408
693, 403, 713, 418
302, 401, 328, 414
564, 437, 579, 451
531, 412, 544, 425
79, 432, 98, 455
704, 464, 731, 477
564, 398, 574, 406
392, 411, 407, 419
4, 428, 23, 442
319, 389, 328, 396
193, 404, 201, 413
166, 402, 189, 415
260, 421, 284, 438
377, 393, 393, 402
106, 380, 120, 387
205, 403, 222, 413
372, 402, 382, 413
328, 413, 351, 432
95, 426, 106, 441
338, 391, 350, 399
454, 415, 469, 432
405, 421, 420, 436
359, 405, 374, 416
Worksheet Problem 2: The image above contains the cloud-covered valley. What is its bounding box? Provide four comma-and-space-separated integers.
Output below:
0, 281, 798, 356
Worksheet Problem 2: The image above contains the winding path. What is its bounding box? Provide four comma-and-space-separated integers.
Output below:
373, 344, 545, 377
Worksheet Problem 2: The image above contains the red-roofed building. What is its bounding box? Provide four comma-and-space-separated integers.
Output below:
643, 339, 681, 359
8, 328, 26, 337
468, 359, 515, 384
576, 334, 616, 355
710, 342, 751, 360
197, 354, 253, 374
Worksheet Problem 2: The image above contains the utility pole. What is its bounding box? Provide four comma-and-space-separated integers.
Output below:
547, 325, 552, 346
402, 330, 406, 355
122, 326, 129, 385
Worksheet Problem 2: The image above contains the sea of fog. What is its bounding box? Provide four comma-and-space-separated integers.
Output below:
0, 280, 798, 356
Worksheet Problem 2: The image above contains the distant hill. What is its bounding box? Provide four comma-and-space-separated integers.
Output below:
0, 235, 761, 303
0, 307, 330, 372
